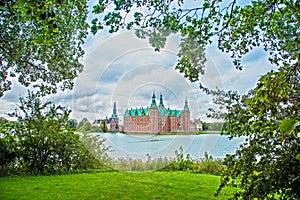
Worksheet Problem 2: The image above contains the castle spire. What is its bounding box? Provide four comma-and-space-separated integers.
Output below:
150, 90, 157, 107
159, 93, 164, 105
184, 98, 189, 111
159, 92, 164, 109
111, 102, 118, 118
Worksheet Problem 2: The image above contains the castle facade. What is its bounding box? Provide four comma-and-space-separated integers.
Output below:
123, 93, 190, 133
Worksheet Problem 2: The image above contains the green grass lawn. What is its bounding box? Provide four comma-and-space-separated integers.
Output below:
0, 172, 235, 199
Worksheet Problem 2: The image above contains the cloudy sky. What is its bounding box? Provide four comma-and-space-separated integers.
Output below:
0, 2, 275, 124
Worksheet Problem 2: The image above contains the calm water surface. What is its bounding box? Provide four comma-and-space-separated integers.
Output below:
96, 133, 246, 160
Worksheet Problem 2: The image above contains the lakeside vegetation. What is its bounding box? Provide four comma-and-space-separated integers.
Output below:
106, 148, 225, 174
0, 172, 237, 200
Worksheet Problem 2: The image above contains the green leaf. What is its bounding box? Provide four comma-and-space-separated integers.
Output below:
280, 119, 297, 135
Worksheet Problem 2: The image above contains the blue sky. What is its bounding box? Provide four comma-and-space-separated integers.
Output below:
0, 1, 275, 123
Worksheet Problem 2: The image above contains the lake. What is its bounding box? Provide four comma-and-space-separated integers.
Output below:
94, 133, 246, 160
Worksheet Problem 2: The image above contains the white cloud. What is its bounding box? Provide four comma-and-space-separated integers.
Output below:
0, 29, 274, 123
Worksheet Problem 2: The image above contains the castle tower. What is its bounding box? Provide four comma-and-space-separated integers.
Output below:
184, 98, 189, 111
149, 91, 159, 133
111, 102, 118, 118
181, 98, 190, 132
151, 91, 157, 106
109, 102, 119, 132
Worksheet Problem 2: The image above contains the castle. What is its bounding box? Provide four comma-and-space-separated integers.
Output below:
107, 102, 119, 132
123, 92, 190, 133
93, 102, 119, 132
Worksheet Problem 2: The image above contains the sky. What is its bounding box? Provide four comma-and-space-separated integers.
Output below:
0, 1, 274, 124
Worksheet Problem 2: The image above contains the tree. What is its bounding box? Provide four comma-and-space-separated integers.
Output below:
77, 118, 89, 129
68, 119, 78, 130
91, 0, 299, 82
91, 0, 300, 198
201, 121, 208, 131
100, 120, 108, 132
77, 118, 93, 132
0, 92, 108, 175
212, 70, 299, 199
0, 118, 19, 175
0, 0, 88, 97
17, 91, 83, 173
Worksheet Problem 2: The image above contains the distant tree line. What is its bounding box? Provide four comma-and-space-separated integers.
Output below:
202, 122, 224, 132
76, 118, 108, 133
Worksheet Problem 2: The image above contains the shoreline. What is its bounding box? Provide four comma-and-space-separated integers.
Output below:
95, 131, 221, 135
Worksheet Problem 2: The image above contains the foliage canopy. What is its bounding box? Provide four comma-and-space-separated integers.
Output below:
0, 0, 88, 97
92, 0, 299, 83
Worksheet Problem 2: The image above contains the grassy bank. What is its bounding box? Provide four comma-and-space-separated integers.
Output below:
0, 172, 236, 199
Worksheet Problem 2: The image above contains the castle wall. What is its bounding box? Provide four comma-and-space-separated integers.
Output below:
123, 94, 190, 133
181, 110, 190, 132
149, 106, 159, 133
124, 110, 190, 133
124, 114, 151, 133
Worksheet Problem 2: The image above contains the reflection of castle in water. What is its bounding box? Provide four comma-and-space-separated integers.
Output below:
123, 92, 190, 134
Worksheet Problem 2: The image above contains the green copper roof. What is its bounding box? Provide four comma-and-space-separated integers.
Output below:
124, 93, 186, 117
124, 108, 149, 117
124, 107, 181, 117
165, 108, 181, 117
158, 107, 165, 116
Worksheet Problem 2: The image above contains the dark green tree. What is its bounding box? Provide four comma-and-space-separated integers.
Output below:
91, 0, 300, 199
68, 119, 78, 130
201, 121, 209, 131
0, 0, 88, 97
100, 120, 108, 132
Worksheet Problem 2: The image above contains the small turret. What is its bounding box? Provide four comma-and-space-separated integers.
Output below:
159, 92, 164, 109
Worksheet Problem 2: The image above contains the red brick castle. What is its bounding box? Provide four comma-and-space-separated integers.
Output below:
123, 92, 190, 133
